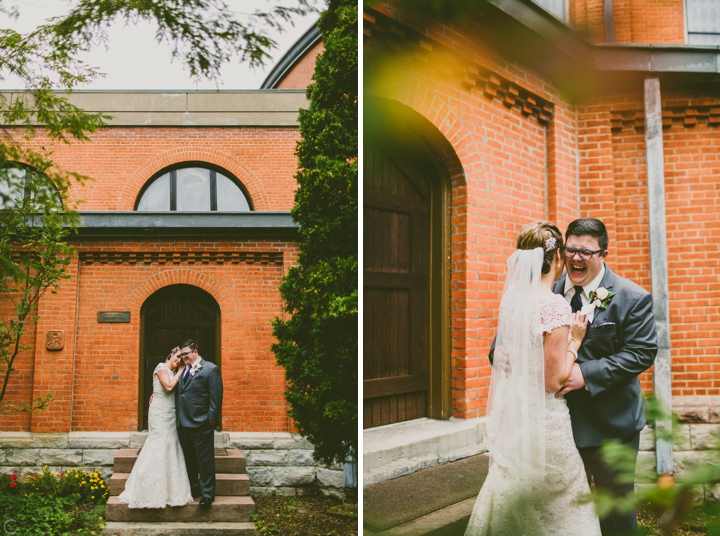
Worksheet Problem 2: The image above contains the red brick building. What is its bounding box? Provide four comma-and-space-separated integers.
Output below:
364, 0, 720, 529
0, 22, 345, 497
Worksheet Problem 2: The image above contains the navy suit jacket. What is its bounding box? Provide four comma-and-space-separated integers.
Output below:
553, 265, 658, 447
176, 358, 223, 429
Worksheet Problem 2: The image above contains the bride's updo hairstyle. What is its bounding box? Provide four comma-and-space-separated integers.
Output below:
165, 346, 181, 362
516, 221, 563, 274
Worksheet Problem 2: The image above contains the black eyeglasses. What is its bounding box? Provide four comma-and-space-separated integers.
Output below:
178, 351, 193, 359
562, 246, 604, 260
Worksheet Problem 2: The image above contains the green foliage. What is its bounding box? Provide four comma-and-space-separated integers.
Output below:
50, 0, 315, 79
0, 468, 107, 535
594, 395, 720, 535
0, 184, 74, 410
272, 0, 358, 468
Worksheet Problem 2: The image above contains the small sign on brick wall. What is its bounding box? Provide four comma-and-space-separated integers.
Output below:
98, 311, 131, 323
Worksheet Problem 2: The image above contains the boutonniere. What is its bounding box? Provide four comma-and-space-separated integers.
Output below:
190, 363, 204, 376
580, 287, 615, 315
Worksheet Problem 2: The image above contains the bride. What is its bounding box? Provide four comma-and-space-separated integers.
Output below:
118, 347, 193, 508
465, 222, 601, 535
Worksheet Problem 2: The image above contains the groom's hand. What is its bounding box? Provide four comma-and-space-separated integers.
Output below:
555, 363, 586, 397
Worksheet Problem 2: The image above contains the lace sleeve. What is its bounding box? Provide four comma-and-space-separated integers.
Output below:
537, 295, 572, 335
153, 362, 170, 376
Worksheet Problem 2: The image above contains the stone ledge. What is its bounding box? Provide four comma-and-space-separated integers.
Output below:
674, 396, 720, 423
102, 521, 257, 535
0, 432, 343, 495
364, 418, 486, 486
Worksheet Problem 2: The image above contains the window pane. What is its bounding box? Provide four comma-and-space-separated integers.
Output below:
0, 167, 26, 209
688, 32, 720, 43
216, 174, 251, 211
177, 168, 210, 211
137, 173, 170, 211
687, 0, 720, 33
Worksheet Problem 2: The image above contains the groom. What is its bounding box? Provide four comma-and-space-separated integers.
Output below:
176, 339, 223, 507
553, 218, 658, 534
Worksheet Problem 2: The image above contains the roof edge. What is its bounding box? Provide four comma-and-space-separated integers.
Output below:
261, 22, 322, 89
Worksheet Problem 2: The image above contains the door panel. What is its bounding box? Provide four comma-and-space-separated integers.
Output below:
363, 142, 430, 428
141, 284, 219, 430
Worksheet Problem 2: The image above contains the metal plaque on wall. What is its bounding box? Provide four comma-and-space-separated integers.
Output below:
97, 311, 131, 323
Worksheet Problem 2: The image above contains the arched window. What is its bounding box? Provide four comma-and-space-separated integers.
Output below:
136, 164, 252, 212
0, 163, 62, 209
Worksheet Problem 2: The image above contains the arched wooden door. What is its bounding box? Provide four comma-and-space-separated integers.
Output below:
363, 136, 431, 428
140, 284, 220, 430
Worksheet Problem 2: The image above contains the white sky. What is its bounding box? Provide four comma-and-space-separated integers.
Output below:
0, 0, 318, 90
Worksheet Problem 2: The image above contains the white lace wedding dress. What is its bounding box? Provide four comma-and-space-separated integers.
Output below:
465, 293, 601, 536
118, 362, 193, 508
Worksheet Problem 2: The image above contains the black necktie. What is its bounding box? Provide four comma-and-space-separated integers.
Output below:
570, 286, 584, 313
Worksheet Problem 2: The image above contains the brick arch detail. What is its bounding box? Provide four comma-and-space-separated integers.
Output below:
116, 148, 270, 211
125, 269, 238, 320
367, 79, 478, 190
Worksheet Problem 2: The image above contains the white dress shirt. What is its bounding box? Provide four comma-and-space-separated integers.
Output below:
563, 265, 606, 323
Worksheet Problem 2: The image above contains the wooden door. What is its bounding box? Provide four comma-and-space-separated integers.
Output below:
140, 284, 219, 430
363, 141, 430, 428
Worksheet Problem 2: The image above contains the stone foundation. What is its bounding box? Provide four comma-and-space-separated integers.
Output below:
0, 431, 345, 498
637, 396, 720, 499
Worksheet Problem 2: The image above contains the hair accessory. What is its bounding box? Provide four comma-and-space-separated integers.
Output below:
544, 236, 557, 252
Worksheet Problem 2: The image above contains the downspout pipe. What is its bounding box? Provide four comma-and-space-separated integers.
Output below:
644, 77, 673, 475
604, 0, 615, 42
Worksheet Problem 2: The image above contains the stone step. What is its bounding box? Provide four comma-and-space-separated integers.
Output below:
105, 496, 255, 523
113, 448, 246, 474
364, 454, 488, 533
102, 521, 257, 535
110, 472, 250, 497
364, 418, 486, 486
364, 498, 474, 536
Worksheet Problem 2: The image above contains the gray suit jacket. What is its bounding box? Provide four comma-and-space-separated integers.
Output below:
176, 358, 223, 429
553, 265, 658, 447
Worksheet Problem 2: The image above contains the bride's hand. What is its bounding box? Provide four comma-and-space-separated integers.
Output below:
176, 364, 186, 375
570, 312, 589, 343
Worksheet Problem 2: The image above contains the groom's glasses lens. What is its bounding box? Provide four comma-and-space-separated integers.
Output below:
178, 352, 191, 358
562, 246, 604, 260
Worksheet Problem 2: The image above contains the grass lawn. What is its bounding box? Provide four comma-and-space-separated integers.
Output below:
252, 494, 358, 536
638, 501, 720, 535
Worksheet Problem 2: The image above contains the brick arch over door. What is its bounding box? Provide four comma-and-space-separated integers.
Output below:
367, 65, 556, 418
116, 148, 270, 210
363, 97, 459, 428
125, 268, 237, 319
365, 87, 488, 419
125, 268, 233, 430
